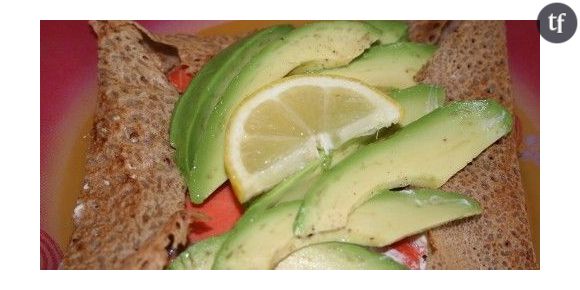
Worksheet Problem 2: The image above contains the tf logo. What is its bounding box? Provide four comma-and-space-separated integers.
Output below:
549, 11, 567, 33
539, 3, 577, 43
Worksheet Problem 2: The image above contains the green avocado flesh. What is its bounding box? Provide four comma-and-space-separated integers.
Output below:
293, 100, 512, 237
167, 233, 229, 270
170, 36, 237, 168
170, 25, 293, 172
289, 21, 408, 75
169, 237, 406, 270
276, 242, 407, 270
363, 20, 409, 44
244, 161, 323, 215
187, 21, 381, 204
212, 189, 481, 269
314, 42, 436, 90
390, 84, 445, 126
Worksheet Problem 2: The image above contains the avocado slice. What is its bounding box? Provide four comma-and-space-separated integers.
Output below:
213, 201, 301, 269
334, 188, 481, 246
170, 234, 406, 270
245, 161, 323, 215
213, 189, 480, 269
293, 100, 512, 237
170, 25, 294, 172
167, 233, 229, 270
390, 84, 445, 126
276, 242, 407, 270
313, 42, 436, 90
289, 21, 409, 75
363, 20, 409, 43
187, 21, 381, 203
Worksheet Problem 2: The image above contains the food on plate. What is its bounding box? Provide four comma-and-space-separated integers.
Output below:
60, 20, 537, 270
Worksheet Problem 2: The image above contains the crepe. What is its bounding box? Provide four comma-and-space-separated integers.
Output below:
410, 20, 538, 269
59, 21, 236, 269
61, 20, 537, 269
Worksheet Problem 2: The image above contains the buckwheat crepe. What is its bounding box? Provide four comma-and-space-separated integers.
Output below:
60, 20, 537, 269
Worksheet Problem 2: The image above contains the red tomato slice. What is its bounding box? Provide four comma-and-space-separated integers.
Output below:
167, 65, 193, 93
185, 182, 243, 243
378, 235, 427, 270
393, 238, 422, 261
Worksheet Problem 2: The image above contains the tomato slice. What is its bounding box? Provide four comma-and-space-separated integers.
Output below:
385, 236, 427, 270
167, 65, 193, 93
185, 182, 243, 243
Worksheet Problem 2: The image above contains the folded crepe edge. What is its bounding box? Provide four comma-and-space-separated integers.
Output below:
121, 210, 208, 270
60, 20, 236, 269
412, 20, 538, 269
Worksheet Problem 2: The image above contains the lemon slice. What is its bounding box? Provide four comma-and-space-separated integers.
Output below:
225, 75, 401, 202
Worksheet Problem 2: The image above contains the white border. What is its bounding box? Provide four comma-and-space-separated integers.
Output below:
5, 0, 578, 288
